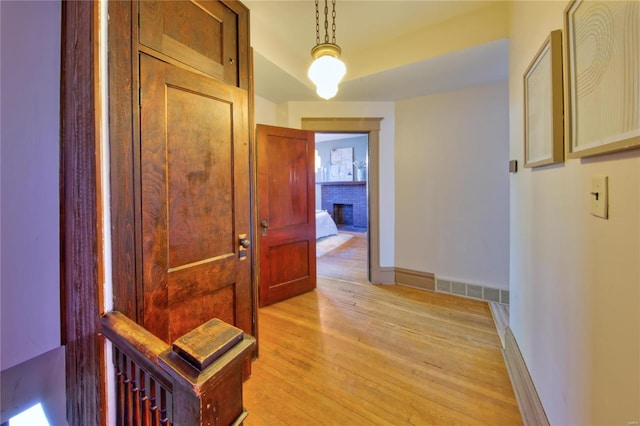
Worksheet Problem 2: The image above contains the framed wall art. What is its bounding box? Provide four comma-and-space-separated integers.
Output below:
564, 0, 640, 158
329, 147, 353, 181
524, 30, 564, 168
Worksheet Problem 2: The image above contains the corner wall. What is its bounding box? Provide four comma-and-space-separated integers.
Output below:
0, 0, 61, 371
0, 2, 67, 424
395, 81, 510, 290
254, 95, 278, 126
508, 2, 640, 424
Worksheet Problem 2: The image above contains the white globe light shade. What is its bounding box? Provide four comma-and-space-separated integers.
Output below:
316, 84, 338, 100
308, 54, 346, 100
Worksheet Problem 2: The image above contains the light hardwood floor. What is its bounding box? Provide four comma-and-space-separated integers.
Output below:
244, 233, 522, 425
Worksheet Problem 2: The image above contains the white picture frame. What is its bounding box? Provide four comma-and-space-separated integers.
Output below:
564, 0, 640, 158
329, 147, 353, 181
524, 30, 564, 168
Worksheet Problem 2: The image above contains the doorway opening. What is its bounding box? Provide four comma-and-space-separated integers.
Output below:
314, 132, 369, 281
302, 117, 389, 284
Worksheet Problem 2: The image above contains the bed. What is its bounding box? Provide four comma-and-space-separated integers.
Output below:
316, 210, 338, 240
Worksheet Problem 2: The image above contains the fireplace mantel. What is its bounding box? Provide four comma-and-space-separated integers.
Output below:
318, 181, 366, 186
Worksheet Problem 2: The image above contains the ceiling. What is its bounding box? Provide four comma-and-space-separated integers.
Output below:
244, 0, 509, 103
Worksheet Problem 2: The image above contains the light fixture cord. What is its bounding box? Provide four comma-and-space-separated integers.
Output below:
315, 0, 320, 45
315, 0, 337, 46
323, 0, 329, 43
331, 0, 336, 44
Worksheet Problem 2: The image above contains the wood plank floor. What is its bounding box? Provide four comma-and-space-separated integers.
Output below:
244, 233, 522, 425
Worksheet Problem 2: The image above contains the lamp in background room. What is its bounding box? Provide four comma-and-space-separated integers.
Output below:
308, 0, 346, 100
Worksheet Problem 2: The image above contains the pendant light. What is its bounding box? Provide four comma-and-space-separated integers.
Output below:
308, 0, 346, 100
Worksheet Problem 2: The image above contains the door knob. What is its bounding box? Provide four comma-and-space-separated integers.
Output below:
261, 219, 269, 228
238, 234, 249, 260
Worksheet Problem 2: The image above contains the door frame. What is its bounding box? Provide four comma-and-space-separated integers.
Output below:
60, 1, 105, 424
301, 117, 393, 284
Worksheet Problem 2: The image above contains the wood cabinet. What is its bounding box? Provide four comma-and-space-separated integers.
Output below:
139, 0, 249, 89
108, 0, 254, 346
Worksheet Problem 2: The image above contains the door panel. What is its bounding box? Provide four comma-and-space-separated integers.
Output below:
166, 85, 234, 267
140, 53, 251, 342
139, 0, 238, 86
257, 125, 316, 306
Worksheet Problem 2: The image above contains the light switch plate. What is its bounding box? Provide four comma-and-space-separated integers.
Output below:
591, 175, 608, 219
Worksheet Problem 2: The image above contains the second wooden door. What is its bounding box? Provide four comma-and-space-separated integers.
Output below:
256, 125, 316, 306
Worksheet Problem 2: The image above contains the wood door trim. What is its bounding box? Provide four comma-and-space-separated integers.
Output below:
109, 0, 139, 321
60, 1, 105, 424
395, 268, 436, 291
301, 117, 392, 284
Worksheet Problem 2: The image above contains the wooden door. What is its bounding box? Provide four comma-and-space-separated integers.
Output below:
256, 125, 316, 306
139, 53, 252, 342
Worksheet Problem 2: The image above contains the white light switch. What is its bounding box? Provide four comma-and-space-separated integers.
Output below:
590, 175, 608, 219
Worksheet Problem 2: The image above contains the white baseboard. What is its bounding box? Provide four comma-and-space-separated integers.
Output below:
503, 327, 549, 426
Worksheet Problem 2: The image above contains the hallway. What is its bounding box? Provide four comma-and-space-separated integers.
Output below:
244, 237, 521, 425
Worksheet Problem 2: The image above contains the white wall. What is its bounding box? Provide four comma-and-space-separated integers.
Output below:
255, 101, 396, 267
395, 81, 510, 290
254, 95, 278, 126
508, 2, 640, 425
0, 0, 61, 371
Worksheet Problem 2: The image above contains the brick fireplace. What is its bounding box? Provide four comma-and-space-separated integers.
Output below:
320, 182, 367, 229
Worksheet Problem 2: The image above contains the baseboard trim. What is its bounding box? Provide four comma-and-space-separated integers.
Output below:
503, 327, 549, 426
372, 266, 396, 285
395, 268, 435, 291
489, 302, 509, 348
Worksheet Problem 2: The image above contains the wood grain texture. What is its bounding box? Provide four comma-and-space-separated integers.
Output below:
245, 237, 522, 425
110, 0, 252, 330
222, 0, 250, 90
172, 318, 243, 370
102, 311, 173, 390
108, 0, 138, 320
317, 231, 368, 283
256, 125, 316, 307
140, 54, 252, 343
60, 1, 104, 424
139, 0, 243, 87
160, 334, 256, 426
103, 311, 255, 425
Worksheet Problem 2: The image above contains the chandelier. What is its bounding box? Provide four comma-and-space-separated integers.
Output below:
308, 0, 346, 100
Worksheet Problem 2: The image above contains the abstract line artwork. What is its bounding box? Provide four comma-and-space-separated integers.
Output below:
565, 0, 640, 157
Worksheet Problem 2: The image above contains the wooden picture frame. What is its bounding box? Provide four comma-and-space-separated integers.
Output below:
524, 30, 564, 168
564, 0, 640, 158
